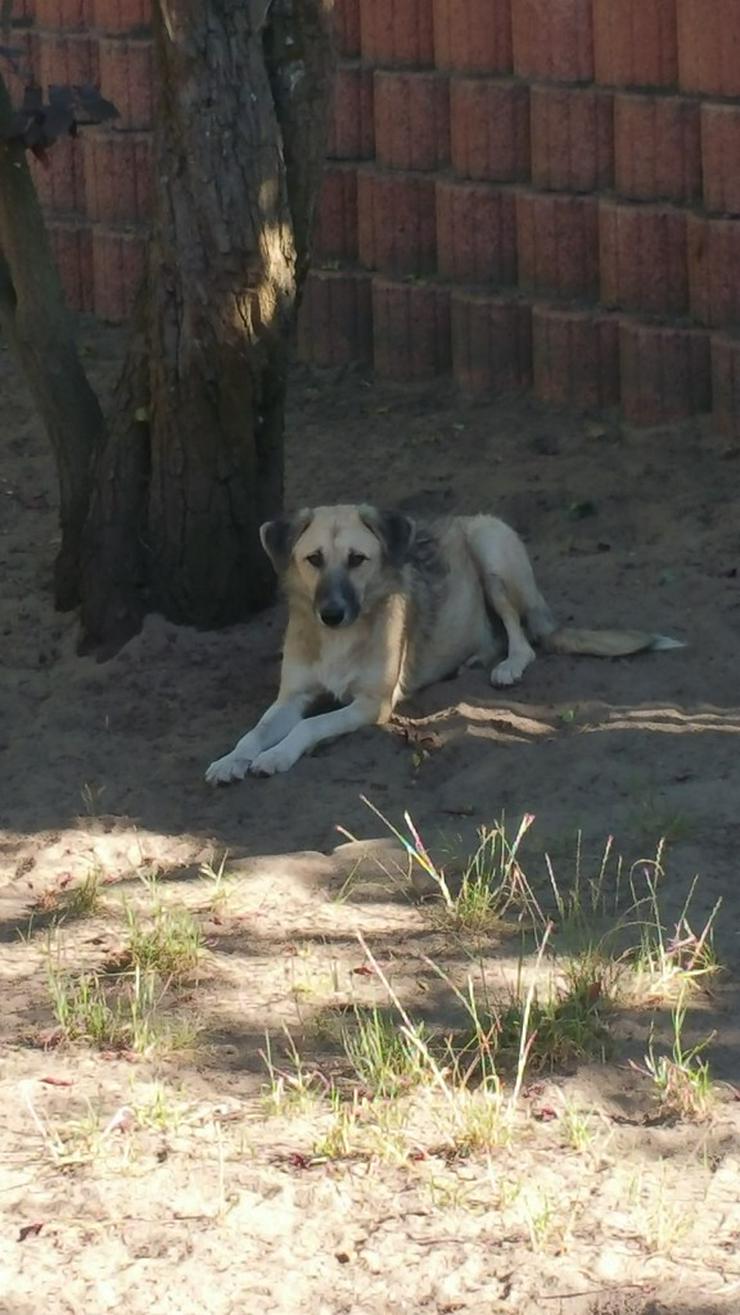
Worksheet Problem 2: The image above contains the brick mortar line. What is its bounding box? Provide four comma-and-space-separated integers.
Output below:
31, 27, 152, 38
311, 269, 723, 325
348, 167, 740, 217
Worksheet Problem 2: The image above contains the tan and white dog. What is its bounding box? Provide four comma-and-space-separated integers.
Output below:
205, 504, 683, 782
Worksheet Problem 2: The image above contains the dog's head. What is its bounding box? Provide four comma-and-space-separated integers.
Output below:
259, 504, 416, 629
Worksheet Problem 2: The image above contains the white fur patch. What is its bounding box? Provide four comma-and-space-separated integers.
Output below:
650, 635, 686, 651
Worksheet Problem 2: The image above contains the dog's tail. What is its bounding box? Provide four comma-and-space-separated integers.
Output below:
540, 627, 685, 658
524, 602, 684, 657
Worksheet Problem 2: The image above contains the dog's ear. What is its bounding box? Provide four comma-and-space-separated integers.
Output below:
360, 506, 416, 566
259, 510, 312, 573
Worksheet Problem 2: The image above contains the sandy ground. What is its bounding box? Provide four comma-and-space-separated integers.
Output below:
2, 324, 740, 1314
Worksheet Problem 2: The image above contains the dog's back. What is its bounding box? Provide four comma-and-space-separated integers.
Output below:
399, 517, 501, 692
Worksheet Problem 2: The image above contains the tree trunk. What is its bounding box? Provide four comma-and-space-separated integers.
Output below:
75, 285, 152, 657
0, 74, 106, 611
78, 0, 334, 652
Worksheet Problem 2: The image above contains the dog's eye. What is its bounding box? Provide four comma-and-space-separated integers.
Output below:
305, 551, 324, 569
347, 551, 367, 569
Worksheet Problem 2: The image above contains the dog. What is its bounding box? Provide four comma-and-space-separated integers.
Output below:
205, 504, 683, 782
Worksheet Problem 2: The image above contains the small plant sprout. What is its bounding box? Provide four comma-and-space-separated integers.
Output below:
545, 832, 624, 948
357, 796, 456, 909
61, 863, 105, 919
341, 1005, 430, 1098
123, 901, 203, 982
131, 1082, 184, 1132
358, 797, 541, 931
28, 863, 106, 928
628, 859, 721, 1002
451, 817, 545, 932
48, 963, 132, 1051
354, 925, 562, 1132
47, 939, 199, 1056
313, 1092, 361, 1161
80, 781, 106, 817
446, 1086, 508, 1154
260, 1027, 330, 1115
492, 972, 610, 1074
561, 1100, 600, 1153
23, 1086, 125, 1170
630, 993, 714, 1120
200, 850, 231, 910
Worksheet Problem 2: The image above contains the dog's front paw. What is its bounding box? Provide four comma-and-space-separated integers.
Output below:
490, 649, 534, 688
490, 660, 520, 688
249, 743, 300, 777
205, 751, 253, 785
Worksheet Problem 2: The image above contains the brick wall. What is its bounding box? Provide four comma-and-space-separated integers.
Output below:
6, 0, 151, 319
7, 0, 740, 435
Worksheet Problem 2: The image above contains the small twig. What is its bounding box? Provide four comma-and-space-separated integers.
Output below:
541, 1285, 653, 1301
355, 931, 457, 1127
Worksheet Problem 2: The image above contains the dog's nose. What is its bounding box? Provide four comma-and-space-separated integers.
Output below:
319, 604, 346, 628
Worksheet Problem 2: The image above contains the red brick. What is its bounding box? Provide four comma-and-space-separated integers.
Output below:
619, 320, 711, 425
688, 214, 740, 330
93, 0, 151, 34
450, 79, 529, 183
530, 86, 613, 193
360, 0, 433, 67
512, 0, 593, 83
372, 278, 451, 380
614, 94, 700, 204
516, 191, 599, 299
701, 104, 740, 217
98, 37, 153, 131
84, 130, 152, 225
333, 0, 361, 57
599, 201, 688, 316
9, 0, 34, 22
357, 169, 437, 277
533, 305, 620, 410
436, 179, 517, 283
31, 136, 86, 214
711, 333, 740, 440
37, 32, 99, 91
313, 164, 358, 263
29, 32, 40, 86
327, 63, 374, 161
374, 71, 449, 173
3, 31, 33, 108
296, 270, 372, 367
593, 0, 678, 89
92, 226, 146, 321
451, 291, 531, 394
37, 0, 94, 28
48, 219, 94, 313
433, 0, 513, 74
677, 0, 740, 98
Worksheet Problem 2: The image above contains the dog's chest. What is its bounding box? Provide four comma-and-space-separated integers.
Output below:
314, 633, 362, 701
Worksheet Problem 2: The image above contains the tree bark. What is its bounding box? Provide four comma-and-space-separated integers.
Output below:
0, 0, 333, 653
0, 73, 106, 611
78, 0, 334, 651
76, 284, 152, 656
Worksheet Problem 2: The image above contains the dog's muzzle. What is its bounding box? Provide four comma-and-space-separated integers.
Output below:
319, 604, 348, 628
315, 572, 360, 629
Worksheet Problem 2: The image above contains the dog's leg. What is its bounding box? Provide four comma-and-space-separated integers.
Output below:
483, 574, 536, 688
249, 695, 387, 777
205, 693, 313, 785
